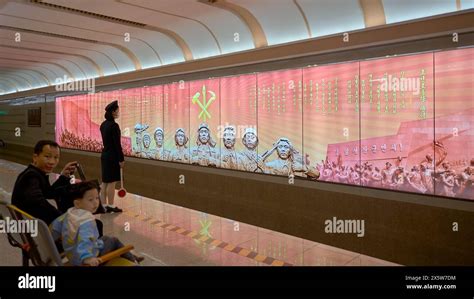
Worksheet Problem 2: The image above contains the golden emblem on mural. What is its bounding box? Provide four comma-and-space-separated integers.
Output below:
192, 85, 216, 121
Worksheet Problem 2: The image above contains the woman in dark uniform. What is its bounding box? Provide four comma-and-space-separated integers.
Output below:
100, 100, 124, 213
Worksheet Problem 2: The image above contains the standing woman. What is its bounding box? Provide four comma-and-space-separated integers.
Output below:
100, 100, 124, 213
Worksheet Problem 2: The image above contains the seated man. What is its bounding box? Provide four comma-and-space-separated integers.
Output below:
11, 140, 77, 225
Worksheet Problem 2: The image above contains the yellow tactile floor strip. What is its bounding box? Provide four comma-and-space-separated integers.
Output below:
123, 211, 292, 266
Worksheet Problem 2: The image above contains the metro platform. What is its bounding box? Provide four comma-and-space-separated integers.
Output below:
0, 158, 397, 267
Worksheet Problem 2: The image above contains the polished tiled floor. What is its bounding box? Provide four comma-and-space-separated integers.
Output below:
0, 159, 399, 266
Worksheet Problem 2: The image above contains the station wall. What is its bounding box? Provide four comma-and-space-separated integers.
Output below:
1, 40, 473, 265
56, 48, 474, 201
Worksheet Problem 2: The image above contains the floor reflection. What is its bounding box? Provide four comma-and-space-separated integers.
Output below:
0, 158, 399, 266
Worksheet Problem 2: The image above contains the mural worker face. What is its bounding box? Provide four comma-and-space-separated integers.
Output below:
277, 141, 291, 159
155, 132, 164, 147
143, 135, 151, 148
223, 131, 235, 149
176, 131, 186, 146
199, 128, 210, 144
243, 133, 258, 150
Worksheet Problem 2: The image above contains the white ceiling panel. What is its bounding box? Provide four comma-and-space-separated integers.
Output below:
0, 46, 101, 77
115, 0, 223, 58
461, 0, 474, 9
383, 0, 458, 24
0, 28, 136, 73
0, 0, 471, 95
0, 67, 47, 86
227, 0, 309, 45
297, 0, 365, 37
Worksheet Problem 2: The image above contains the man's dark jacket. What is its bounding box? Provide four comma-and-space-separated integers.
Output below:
11, 164, 70, 225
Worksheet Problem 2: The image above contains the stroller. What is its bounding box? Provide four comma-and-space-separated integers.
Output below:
55, 163, 106, 214
55, 163, 105, 237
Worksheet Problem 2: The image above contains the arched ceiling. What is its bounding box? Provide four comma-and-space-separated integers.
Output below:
0, 0, 472, 95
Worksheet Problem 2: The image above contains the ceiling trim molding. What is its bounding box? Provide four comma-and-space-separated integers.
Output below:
0, 44, 104, 76
27, 0, 190, 62
113, 44, 142, 70
135, 38, 163, 65
200, 0, 268, 48
0, 63, 59, 82
27, 68, 52, 85
0, 80, 18, 93
30, 0, 147, 27
0, 66, 51, 85
144, 24, 193, 61
359, 0, 386, 27
1, 10, 472, 99
23, 0, 188, 65
0, 51, 90, 79
293, 0, 312, 38
0, 60, 60, 82
0, 57, 75, 79
0, 23, 141, 70
0, 72, 35, 88
0, 36, 121, 73
0, 76, 24, 91
1, 12, 157, 66
117, 0, 223, 54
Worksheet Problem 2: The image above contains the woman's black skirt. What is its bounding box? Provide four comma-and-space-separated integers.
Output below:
101, 156, 120, 183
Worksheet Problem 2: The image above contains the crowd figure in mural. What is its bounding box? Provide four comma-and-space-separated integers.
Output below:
60, 129, 103, 152
62, 125, 472, 199
316, 141, 473, 199
59, 129, 132, 155
129, 123, 320, 179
